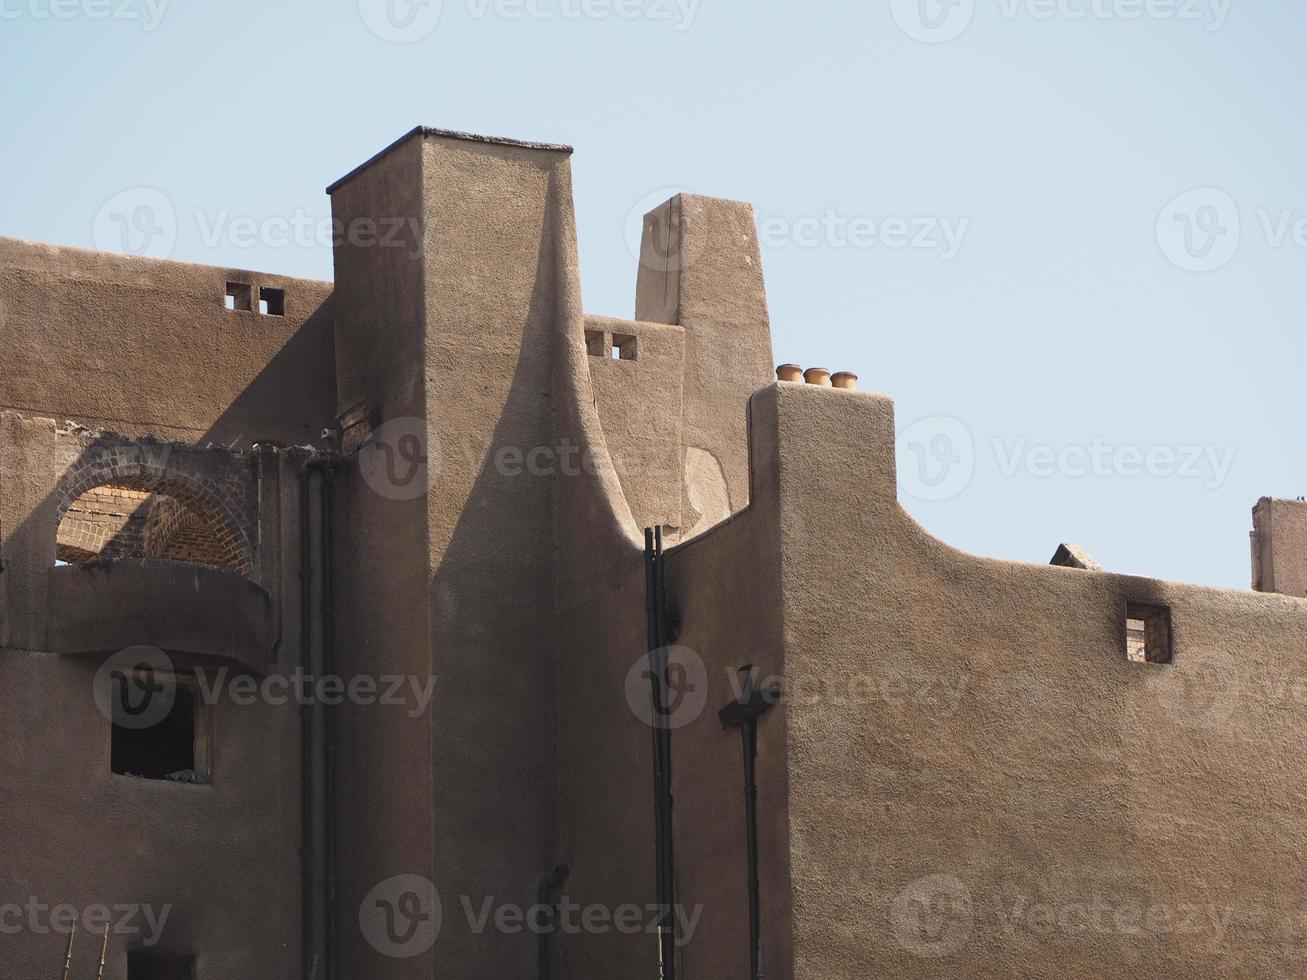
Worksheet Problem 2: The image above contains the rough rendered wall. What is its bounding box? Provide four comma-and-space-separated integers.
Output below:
635, 194, 774, 529
418, 132, 566, 978
0, 413, 304, 977
0, 237, 335, 447
329, 129, 572, 978
659, 388, 793, 980
584, 314, 686, 535
765, 382, 1307, 978
328, 134, 435, 980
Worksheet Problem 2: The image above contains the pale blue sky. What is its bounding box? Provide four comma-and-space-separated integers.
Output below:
2, 0, 1303, 589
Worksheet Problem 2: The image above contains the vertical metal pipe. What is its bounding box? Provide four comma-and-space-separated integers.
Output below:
319, 463, 338, 980
643, 530, 667, 975
298, 464, 315, 980
644, 528, 677, 978
744, 718, 761, 980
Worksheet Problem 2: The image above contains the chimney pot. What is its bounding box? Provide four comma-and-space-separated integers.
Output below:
803, 367, 832, 387
776, 363, 803, 383
831, 372, 859, 390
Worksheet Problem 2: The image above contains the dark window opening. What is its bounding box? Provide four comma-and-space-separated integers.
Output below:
111, 674, 209, 783
1126, 602, 1172, 664
260, 287, 286, 316
128, 950, 195, 980
225, 281, 252, 312
584, 329, 605, 357
612, 333, 637, 361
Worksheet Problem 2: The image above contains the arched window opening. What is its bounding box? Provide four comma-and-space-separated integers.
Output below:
55, 477, 249, 575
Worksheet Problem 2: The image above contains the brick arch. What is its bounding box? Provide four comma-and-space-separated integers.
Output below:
54, 451, 253, 577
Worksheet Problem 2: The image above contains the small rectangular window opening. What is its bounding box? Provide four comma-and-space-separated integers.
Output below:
1126, 602, 1172, 664
111, 671, 210, 783
613, 333, 638, 361
128, 950, 195, 980
225, 282, 252, 312
584, 329, 606, 358
260, 287, 286, 316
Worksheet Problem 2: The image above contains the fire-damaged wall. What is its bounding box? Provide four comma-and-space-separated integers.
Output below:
0, 126, 1304, 980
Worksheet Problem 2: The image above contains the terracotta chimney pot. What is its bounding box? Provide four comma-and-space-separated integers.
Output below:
803, 367, 832, 387
776, 363, 803, 383
831, 372, 859, 390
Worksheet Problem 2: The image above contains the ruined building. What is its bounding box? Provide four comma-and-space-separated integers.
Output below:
1, 127, 1305, 979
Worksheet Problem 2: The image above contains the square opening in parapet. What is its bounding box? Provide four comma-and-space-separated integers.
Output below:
260, 287, 286, 316
225, 281, 252, 312
612, 333, 638, 361
584, 329, 606, 357
1126, 602, 1172, 664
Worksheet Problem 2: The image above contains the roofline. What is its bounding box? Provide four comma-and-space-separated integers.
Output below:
325, 126, 574, 195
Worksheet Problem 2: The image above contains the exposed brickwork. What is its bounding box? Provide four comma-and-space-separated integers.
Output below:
56, 486, 152, 563
52, 428, 257, 577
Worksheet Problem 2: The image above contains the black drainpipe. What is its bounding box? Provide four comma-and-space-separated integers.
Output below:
316, 460, 339, 980
535, 864, 570, 980
719, 667, 781, 980
644, 527, 677, 978
298, 462, 316, 980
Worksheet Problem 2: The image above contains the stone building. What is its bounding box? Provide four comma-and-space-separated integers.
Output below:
1, 126, 1305, 979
